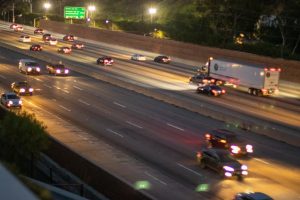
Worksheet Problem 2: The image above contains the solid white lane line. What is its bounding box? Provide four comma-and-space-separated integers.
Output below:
167, 123, 184, 131
63, 90, 70, 94
106, 129, 124, 138
177, 163, 203, 177
0, 75, 7, 79
114, 102, 126, 108
254, 158, 270, 165
78, 99, 90, 106
43, 84, 52, 88
34, 77, 43, 82
73, 85, 83, 90
54, 86, 61, 90
126, 121, 143, 129
59, 105, 71, 112
145, 172, 167, 185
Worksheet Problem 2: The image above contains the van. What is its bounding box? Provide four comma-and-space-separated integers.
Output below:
18, 59, 41, 75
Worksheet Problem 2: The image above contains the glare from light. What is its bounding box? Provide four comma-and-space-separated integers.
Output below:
88, 5, 96, 12
44, 2, 51, 10
148, 7, 157, 14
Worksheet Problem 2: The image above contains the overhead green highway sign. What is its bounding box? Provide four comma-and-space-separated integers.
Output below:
64, 7, 86, 19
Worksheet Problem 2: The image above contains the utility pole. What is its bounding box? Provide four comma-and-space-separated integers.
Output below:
12, 2, 15, 23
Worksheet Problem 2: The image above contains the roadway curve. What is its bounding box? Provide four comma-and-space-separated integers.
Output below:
0, 22, 299, 200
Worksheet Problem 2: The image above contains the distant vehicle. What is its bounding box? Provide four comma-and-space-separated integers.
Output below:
63, 34, 75, 41
19, 35, 31, 43
34, 28, 44, 34
205, 129, 253, 156
199, 57, 281, 96
18, 59, 41, 75
0, 92, 22, 108
96, 56, 114, 66
57, 47, 71, 54
196, 85, 225, 96
30, 44, 42, 51
196, 148, 248, 179
71, 43, 84, 50
10, 23, 18, 29
189, 74, 219, 85
44, 37, 57, 46
234, 192, 273, 200
11, 81, 34, 96
42, 33, 52, 41
46, 63, 69, 76
154, 55, 171, 64
131, 54, 146, 61
14, 25, 23, 32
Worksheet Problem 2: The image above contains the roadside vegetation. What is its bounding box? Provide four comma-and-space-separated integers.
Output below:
1, 0, 300, 60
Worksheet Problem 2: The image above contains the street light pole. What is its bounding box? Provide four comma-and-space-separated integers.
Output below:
88, 5, 96, 27
12, 3, 15, 23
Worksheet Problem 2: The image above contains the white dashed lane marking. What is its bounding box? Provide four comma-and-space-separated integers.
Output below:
254, 158, 270, 165
0, 75, 7, 79
114, 102, 126, 108
106, 128, 124, 138
177, 163, 203, 177
167, 123, 184, 131
43, 84, 52, 88
73, 85, 83, 90
126, 121, 143, 129
34, 78, 43, 82
145, 171, 167, 185
78, 99, 90, 106
59, 105, 71, 112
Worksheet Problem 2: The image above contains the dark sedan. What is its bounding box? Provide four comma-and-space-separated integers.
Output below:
34, 28, 44, 34
63, 34, 75, 41
154, 55, 171, 64
57, 47, 72, 54
189, 74, 217, 85
96, 56, 114, 66
205, 129, 253, 156
234, 192, 273, 200
196, 148, 248, 179
11, 81, 34, 96
30, 44, 42, 51
71, 43, 84, 50
196, 85, 225, 96
46, 64, 70, 76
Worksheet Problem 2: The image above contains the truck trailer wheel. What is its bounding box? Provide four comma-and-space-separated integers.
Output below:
248, 88, 253, 95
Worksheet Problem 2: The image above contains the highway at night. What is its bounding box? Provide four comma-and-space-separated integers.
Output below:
0, 21, 299, 200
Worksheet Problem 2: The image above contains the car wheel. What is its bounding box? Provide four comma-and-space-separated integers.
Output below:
199, 161, 206, 169
248, 88, 253, 95
253, 89, 258, 96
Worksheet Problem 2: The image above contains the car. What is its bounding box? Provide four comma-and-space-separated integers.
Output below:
0, 92, 22, 108
196, 84, 226, 96
34, 28, 44, 34
46, 63, 69, 76
234, 192, 273, 200
131, 54, 146, 61
19, 35, 31, 43
30, 44, 42, 51
42, 33, 52, 41
63, 34, 75, 41
57, 47, 72, 54
45, 37, 58, 46
96, 56, 114, 66
154, 55, 171, 64
14, 25, 23, 32
10, 23, 18, 29
19, 59, 41, 75
11, 81, 34, 96
196, 148, 248, 179
71, 43, 84, 50
205, 129, 253, 156
189, 74, 218, 85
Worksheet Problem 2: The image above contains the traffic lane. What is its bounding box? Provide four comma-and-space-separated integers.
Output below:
0, 43, 300, 198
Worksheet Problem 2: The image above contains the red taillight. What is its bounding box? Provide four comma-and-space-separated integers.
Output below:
212, 90, 217, 93
262, 88, 267, 92
104, 60, 108, 62
205, 133, 211, 139
278, 68, 281, 72
270, 68, 276, 71
211, 79, 215, 83
196, 152, 202, 158
222, 89, 226, 94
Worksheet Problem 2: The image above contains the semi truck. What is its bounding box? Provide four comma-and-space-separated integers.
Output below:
198, 57, 281, 96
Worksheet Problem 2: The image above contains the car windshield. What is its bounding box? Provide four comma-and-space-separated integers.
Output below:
7, 94, 19, 99
218, 152, 235, 162
54, 64, 65, 69
25, 62, 39, 66
226, 135, 243, 143
210, 85, 221, 90
18, 82, 28, 86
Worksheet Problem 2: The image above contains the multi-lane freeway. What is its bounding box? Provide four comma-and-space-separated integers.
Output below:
0, 21, 299, 200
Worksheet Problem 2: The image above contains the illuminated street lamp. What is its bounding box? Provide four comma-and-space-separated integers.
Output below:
148, 7, 157, 24
43, 2, 51, 18
87, 5, 96, 27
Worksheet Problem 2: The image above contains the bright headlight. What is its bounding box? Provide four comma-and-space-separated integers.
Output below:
27, 67, 32, 71
56, 69, 61, 73
36, 67, 40, 72
65, 69, 69, 74
8, 100, 13, 105
19, 100, 22, 105
20, 88, 25, 93
29, 88, 34, 92
241, 165, 248, 170
223, 166, 234, 172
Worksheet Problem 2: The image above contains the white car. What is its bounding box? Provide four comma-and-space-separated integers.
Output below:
45, 38, 58, 46
19, 35, 31, 42
131, 54, 146, 61
0, 92, 22, 108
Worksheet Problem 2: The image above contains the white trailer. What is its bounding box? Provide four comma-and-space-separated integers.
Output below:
204, 57, 281, 96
